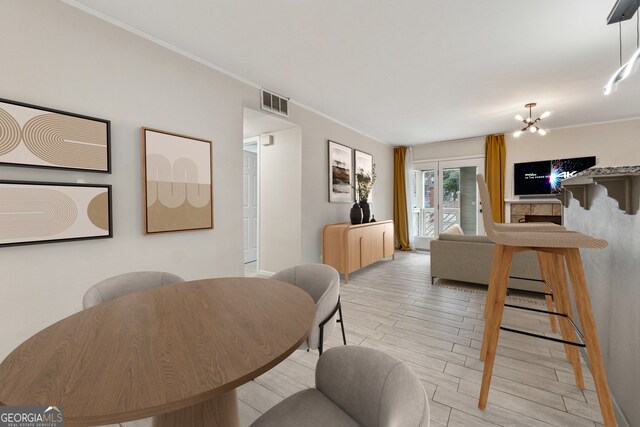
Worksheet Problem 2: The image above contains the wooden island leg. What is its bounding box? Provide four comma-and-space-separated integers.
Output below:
546, 253, 584, 389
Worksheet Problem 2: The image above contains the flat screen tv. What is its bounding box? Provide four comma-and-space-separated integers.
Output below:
514, 156, 596, 195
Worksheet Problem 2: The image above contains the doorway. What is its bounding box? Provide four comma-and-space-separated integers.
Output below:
242, 108, 302, 276
412, 158, 484, 250
243, 138, 258, 264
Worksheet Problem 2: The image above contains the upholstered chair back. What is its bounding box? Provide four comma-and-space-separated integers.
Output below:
271, 264, 340, 350
316, 346, 430, 427
83, 271, 185, 309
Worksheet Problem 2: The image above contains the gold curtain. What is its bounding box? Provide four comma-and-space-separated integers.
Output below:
394, 146, 411, 250
485, 134, 506, 223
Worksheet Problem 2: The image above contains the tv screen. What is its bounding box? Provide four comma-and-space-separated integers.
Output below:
514, 156, 596, 195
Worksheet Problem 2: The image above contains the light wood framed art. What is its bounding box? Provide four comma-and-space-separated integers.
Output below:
328, 140, 353, 203
142, 128, 214, 234
0, 98, 111, 172
0, 180, 112, 247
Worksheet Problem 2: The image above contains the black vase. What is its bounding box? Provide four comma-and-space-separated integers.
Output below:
350, 203, 363, 225
360, 201, 371, 223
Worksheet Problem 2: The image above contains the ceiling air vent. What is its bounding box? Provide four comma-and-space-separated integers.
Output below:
261, 89, 289, 118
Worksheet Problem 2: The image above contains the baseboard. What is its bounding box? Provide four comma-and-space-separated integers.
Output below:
578, 348, 631, 427
612, 395, 631, 427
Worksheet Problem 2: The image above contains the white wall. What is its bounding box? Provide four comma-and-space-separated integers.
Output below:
0, 0, 392, 360
412, 136, 485, 161
259, 129, 302, 273
505, 119, 640, 198
290, 107, 394, 264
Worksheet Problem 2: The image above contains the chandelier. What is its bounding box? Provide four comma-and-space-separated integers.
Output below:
513, 103, 549, 137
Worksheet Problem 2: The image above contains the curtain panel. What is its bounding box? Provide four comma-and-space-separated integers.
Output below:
485, 134, 506, 223
394, 146, 411, 250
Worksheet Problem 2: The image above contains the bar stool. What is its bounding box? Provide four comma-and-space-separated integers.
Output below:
476, 175, 565, 332
476, 210, 615, 425
476, 175, 584, 385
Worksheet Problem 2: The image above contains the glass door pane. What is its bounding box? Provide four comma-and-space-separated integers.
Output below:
412, 158, 484, 249
412, 162, 438, 250
422, 170, 437, 238
441, 168, 461, 233
439, 159, 483, 236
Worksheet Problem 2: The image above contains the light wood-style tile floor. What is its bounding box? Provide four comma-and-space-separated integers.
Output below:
111, 251, 605, 427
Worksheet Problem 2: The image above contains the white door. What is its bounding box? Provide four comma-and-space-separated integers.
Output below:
438, 158, 484, 237
243, 149, 258, 263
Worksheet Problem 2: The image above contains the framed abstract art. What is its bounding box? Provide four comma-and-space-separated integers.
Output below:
142, 127, 213, 234
0, 98, 110, 172
0, 181, 112, 247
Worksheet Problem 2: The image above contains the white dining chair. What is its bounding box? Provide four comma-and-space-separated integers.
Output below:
82, 271, 185, 309
271, 264, 346, 355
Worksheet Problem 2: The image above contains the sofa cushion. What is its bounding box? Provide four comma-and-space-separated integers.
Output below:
437, 233, 492, 243
442, 224, 464, 235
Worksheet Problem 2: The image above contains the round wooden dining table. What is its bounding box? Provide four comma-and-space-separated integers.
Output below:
0, 277, 316, 427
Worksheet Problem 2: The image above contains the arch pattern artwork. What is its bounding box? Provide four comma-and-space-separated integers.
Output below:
0, 107, 21, 156
0, 182, 112, 247
142, 128, 213, 234
146, 154, 211, 209
0, 187, 77, 239
0, 99, 110, 172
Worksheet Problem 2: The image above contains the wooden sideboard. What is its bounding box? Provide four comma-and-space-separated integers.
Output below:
322, 220, 394, 283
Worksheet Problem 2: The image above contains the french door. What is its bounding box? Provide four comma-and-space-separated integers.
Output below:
412, 158, 484, 250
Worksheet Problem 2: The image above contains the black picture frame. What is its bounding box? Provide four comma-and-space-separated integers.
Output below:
0, 98, 111, 173
0, 180, 113, 248
328, 140, 354, 203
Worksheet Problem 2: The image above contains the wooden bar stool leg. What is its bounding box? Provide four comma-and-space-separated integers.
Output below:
546, 252, 584, 390
479, 244, 514, 409
544, 294, 557, 332
565, 248, 616, 427
483, 245, 502, 320
536, 252, 558, 333
481, 244, 503, 361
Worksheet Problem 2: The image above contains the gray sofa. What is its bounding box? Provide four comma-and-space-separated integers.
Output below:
429, 225, 544, 293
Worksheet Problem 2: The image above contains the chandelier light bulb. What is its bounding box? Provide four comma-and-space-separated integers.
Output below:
514, 103, 549, 138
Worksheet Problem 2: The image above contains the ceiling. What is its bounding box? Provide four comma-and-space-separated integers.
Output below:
66, 0, 640, 145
